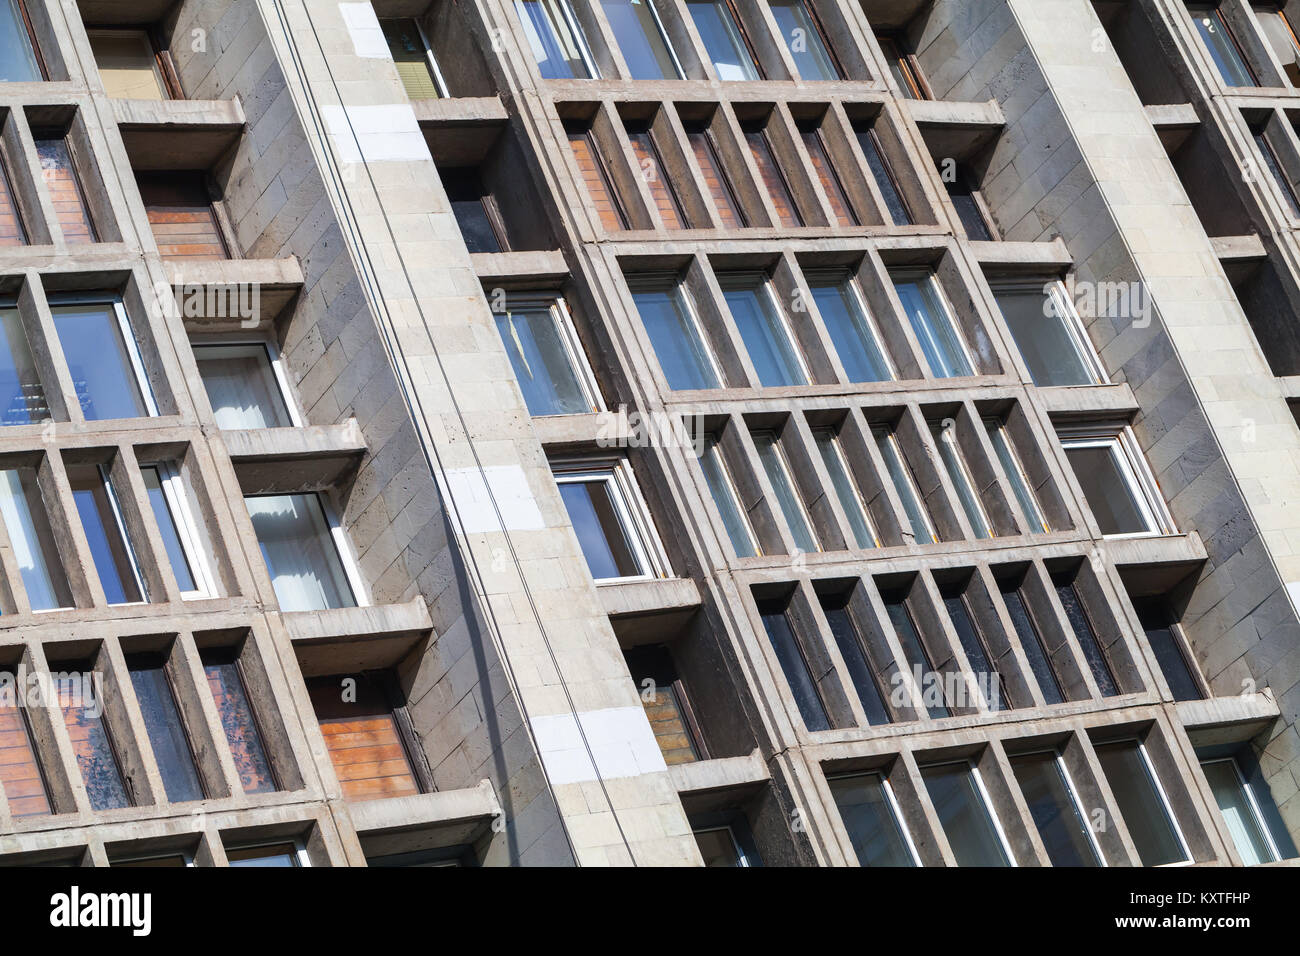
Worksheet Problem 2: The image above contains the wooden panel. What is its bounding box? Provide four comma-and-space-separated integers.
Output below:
307, 675, 419, 803
567, 130, 627, 231
640, 687, 697, 765
0, 157, 26, 246
627, 130, 686, 230
745, 130, 802, 228
137, 172, 226, 261
34, 137, 97, 243
802, 129, 858, 227
688, 131, 745, 229
0, 705, 49, 817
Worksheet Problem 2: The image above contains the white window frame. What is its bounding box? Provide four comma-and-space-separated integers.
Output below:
871, 423, 937, 544
82, 463, 149, 607
143, 461, 218, 600
1058, 424, 1174, 538
1020, 748, 1108, 867
699, 432, 761, 558
515, 0, 599, 79
245, 490, 369, 608
832, 770, 923, 867
498, 293, 605, 415
1135, 738, 1194, 866
817, 271, 896, 381
191, 336, 304, 428
603, 0, 685, 79
86, 28, 168, 100
751, 427, 821, 553
992, 278, 1108, 386
49, 294, 159, 418
982, 415, 1049, 533
930, 420, 994, 539
1200, 756, 1283, 864
889, 269, 978, 379
224, 836, 311, 867
628, 272, 725, 391
552, 457, 670, 583
811, 425, 878, 548
926, 759, 1018, 867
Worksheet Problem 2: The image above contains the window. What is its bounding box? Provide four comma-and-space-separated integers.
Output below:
126, 653, 204, 803
997, 577, 1065, 705
201, 649, 277, 795
567, 126, 628, 231
307, 672, 422, 802
693, 825, 755, 866
946, 165, 996, 240
687, 0, 760, 80
718, 272, 807, 386
0, 465, 72, 611
1188, 4, 1256, 86
1010, 750, 1103, 866
883, 591, 948, 718
67, 463, 146, 605
624, 645, 704, 764
698, 433, 758, 557
828, 772, 918, 866
0, 689, 50, 817
820, 593, 890, 725
49, 297, 156, 421
34, 134, 96, 243
1200, 758, 1282, 865
1053, 573, 1119, 697
0, 0, 41, 82
993, 280, 1104, 386
1251, 128, 1300, 217
752, 429, 818, 553
0, 152, 27, 246
438, 167, 508, 253
137, 172, 228, 261
193, 343, 296, 429
812, 426, 876, 549
55, 666, 131, 811
744, 124, 802, 227
515, 0, 595, 78
87, 29, 168, 100
940, 583, 1009, 710
920, 761, 1013, 866
800, 124, 857, 226
493, 296, 600, 416
769, 0, 840, 80
875, 32, 928, 98
930, 420, 993, 539
115, 851, 193, 867
1060, 427, 1170, 536
553, 460, 666, 582
983, 416, 1048, 533
1133, 598, 1204, 701
628, 274, 720, 390
890, 272, 972, 377
1094, 738, 1190, 865
0, 305, 45, 424
871, 424, 936, 544
1254, 5, 1300, 85
757, 598, 830, 731
379, 17, 445, 99
806, 271, 891, 382
141, 462, 215, 599
856, 126, 912, 225
626, 123, 688, 229
226, 841, 308, 867
601, 0, 681, 79
245, 493, 359, 612
686, 125, 746, 227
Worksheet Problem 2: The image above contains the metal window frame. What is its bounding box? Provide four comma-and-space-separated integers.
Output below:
1188, 2, 1260, 85
871, 422, 937, 543
142, 460, 218, 600
1016, 747, 1108, 866
1200, 755, 1283, 863
718, 269, 813, 386
551, 456, 670, 583
803, 267, 896, 381
379, 16, 450, 98
829, 769, 923, 866
923, 758, 1018, 867
223, 836, 311, 868
889, 268, 976, 378
1117, 736, 1194, 866
47, 294, 159, 418
990, 277, 1108, 386
693, 824, 753, 866
85, 462, 149, 606
85, 27, 171, 100
1058, 424, 1175, 538
929, 418, 995, 539
604, 0, 686, 79
518, 0, 600, 79
244, 490, 370, 608
498, 292, 605, 414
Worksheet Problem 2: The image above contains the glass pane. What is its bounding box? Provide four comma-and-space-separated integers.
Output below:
0, 0, 40, 81
921, 762, 1010, 866
999, 583, 1064, 705
0, 306, 46, 424
943, 593, 1007, 709
0, 466, 72, 610
931, 422, 991, 538
1011, 751, 1101, 866
721, 280, 806, 386
227, 843, 299, 867
745, 130, 802, 227
759, 603, 829, 731
1189, 7, 1255, 86
0, 696, 50, 817
246, 494, 356, 611
128, 657, 204, 803
140, 466, 197, 594
885, 597, 948, 718
769, 0, 838, 80
1253, 131, 1300, 217
379, 18, 440, 99
1136, 602, 1203, 702
813, 428, 875, 549
821, 596, 890, 725
857, 130, 912, 225
686, 0, 759, 80
949, 184, 993, 240
802, 129, 856, 226
56, 669, 130, 811
193, 343, 293, 430
627, 129, 686, 228
88, 31, 165, 100
67, 464, 144, 605
35, 138, 97, 243
1054, 580, 1119, 697
558, 477, 643, 579
50, 300, 150, 420
699, 435, 757, 557
631, 283, 719, 389
494, 305, 592, 415
0, 155, 27, 246
984, 418, 1047, 533
1063, 443, 1152, 535
115, 854, 188, 867
829, 773, 915, 866
694, 827, 743, 866
1094, 739, 1187, 865
892, 276, 972, 378
516, 0, 591, 78
601, 0, 679, 79
439, 168, 502, 253
1201, 760, 1276, 865
872, 426, 935, 544
202, 655, 276, 795
809, 279, 891, 382
752, 430, 818, 552
994, 287, 1096, 386
688, 130, 746, 228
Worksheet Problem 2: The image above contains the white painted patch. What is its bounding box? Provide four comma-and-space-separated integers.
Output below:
531, 707, 668, 786
442, 464, 546, 534
1286, 581, 1300, 618
340, 3, 389, 58
320, 103, 428, 164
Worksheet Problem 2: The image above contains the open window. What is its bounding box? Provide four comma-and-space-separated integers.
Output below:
552, 457, 668, 582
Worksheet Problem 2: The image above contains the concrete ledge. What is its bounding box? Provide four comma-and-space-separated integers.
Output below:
350, 780, 501, 858
1211, 234, 1267, 262
226, 421, 367, 494
1037, 383, 1139, 420
418, 97, 509, 166
603, 577, 704, 646
1144, 103, 1199, 128
530, 411, 610, 449
471, 249, 570, 284
285, 597, 433, 674
115, 97, 245, 170
1108, 532, 1208, 596
412, 96, 508, 127
1177, 691, 1281, 747
1278, 375, 1300, 401
908, 98, 1005, 161
669, 750, 770, 814
166, 257, 304, 332
969, 237, 1073, 271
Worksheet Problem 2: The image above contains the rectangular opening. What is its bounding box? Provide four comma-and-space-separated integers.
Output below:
136, 172, 228, 261
307, 672, 423, 802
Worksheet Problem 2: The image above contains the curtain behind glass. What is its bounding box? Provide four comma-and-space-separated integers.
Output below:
246, 494, 355, 611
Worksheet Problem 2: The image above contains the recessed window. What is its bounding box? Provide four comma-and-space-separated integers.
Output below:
624, 645, 704, 764
1060, 427, 1170, 537
693, 820, 759, 865
567, 124, 628, 231
930, 420, 993, 539
1188, 4, 1256, 86
55, 665, 131, 811
1052, 572, 1120, 697
752, 428, 818, 553
687, 0, 761, 80
34, 133, 97, 243
601, 0, 681, 79
718, 272, 807, 386
992, 280, 1104, 386
193, 342, 297, 429
141, 462, 215, 599
1251, 127, 1300, 217
0, 0, 42, 81
805, 271, 891, 382
1094, 738, 1190, 865
757, 597, 830, 731
201, 648, 277, 795
515, 0, 595, 78
983, 416, 1048, 533
1009, 749, 1103, 866
1133, 598, 1204, 701
49, 296, 156, 421
828, 771, 918, 866
686, 124, 747, 228
0, 690, 51, 817
1254, 5, 1300, 85
920, 760, 1013, 866
946, 164, 997, 240
743, 123, 802, 227
0, 465, 72, 611
800, 123, 857, 226
875, 31, 928, 98
307, 672, 422, 802
87, 29, 169, 100
769, 0, 841, 80
890, 272, 972, 378
628, 274, 720, 390
997, 576, 1065, 705
698, 432, 758, 557
882, 590, 948, 718
812, 426, 876, 549
438, 167, 508, 253
67, 463, 146, 606
0, 304, 46, 424
245, 493, 359, 612
114, 851, 194, 867
126, 653, 204, 803
226, 841, 308, 867
871, 424, 936, 544
625, 122, 689, 229
553, 460, 666, 582
493, 295, 600, 416
137, 172, 229, 261
0, 152, 27, 246
379, 17, 446, 99
940, 582, 1009, 710
819, 592, 890, 725
1200, 757, 1282, 865
856, 125, 912, 225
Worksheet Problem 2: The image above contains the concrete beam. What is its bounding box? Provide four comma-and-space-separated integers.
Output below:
226, 421, 367, 494
167, 256, 304, 333
349, 779, 501, 858
285, 597, 434, 675
115, 97, 246, 171
669, 749, 771, 814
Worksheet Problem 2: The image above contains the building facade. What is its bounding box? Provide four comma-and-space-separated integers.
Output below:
0, 0, 1295, 867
